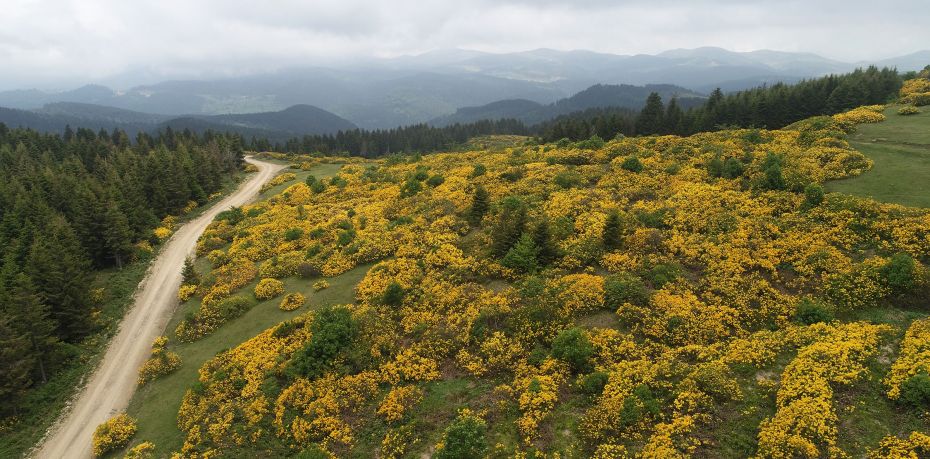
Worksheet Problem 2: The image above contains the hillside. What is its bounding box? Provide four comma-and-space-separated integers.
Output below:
432, 83, 705, 126
0, 103, 356, 140
115, 105, 930, 458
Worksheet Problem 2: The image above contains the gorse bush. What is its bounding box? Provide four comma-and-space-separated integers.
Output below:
92, 413, 137, 456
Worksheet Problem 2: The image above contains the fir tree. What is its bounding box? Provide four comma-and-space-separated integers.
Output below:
603, 211, 623, 251
468, 185, 490, 226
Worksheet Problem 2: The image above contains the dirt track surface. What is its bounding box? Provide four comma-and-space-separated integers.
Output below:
33, 157, 285, 459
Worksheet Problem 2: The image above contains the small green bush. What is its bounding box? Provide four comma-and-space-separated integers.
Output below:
435, 411, 487, 459
579, 371, 609, 395
620, 156, 644, 173
551, 327, 594, 373
604, 272, 649, 308
899, 371, 930, 408
795, 299, 833, 325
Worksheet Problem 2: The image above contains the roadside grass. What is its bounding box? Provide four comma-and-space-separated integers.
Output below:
826, 104, 930, 208
119, 263, 372, 457
0, 171, 247, 459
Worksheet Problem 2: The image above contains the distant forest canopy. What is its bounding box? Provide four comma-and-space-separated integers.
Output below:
538, 65, 904, 142
0, 125, 242, 413
246, 65, 906, 155
251, 118, 529, 157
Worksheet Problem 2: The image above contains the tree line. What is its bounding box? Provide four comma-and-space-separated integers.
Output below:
0, 125, 243, 414
248, 119, 528, 157
539, 66, 903, 142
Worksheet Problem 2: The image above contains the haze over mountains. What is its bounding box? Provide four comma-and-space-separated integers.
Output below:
0, 47, 927, 135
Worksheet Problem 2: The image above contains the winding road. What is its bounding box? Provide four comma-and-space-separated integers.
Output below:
34, 157, 285, 459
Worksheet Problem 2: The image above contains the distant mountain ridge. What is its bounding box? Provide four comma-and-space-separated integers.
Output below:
0, 102, 357, 141
431, 83, 705, 126
0, 47, 925, 129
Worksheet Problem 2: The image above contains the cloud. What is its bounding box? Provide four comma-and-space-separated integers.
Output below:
1, 0, 928, 89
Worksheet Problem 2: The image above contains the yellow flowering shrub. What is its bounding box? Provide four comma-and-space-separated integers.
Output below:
124, 441, 156, 459
178, 284, 198, 302
92, 413, 137, 457
254, 278, 285, 300
313, 280, 329, 291
377, 385, 423, 422
868, 431, 930, 458
138, 336, 182, 385
153, 226, 173, 241
279, 292, 305, 311
885, 318, 930, 399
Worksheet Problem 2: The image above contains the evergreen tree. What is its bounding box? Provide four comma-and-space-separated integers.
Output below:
501, 233, 539, 273
6, 273, 56, 384
664, 97, 684, 134
603, 211, 623, 251
468, 185, 490, 226
490, 197, 527, 258
0, 310, 33, 414
103, 203, 133, 269
635, 93, 665, 135
532, 219, 557, 265
181, 257, 199, 285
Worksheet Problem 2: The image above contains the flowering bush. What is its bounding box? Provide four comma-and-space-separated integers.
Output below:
898, 105, 921, 116
153, 226, 172, 241
278, 292, 305, 311
124, 441, 156, 458
254, 278, 284, 300
138, 336, 182, 385
377, 385, 423, 422
178, 284, 198, 302
313, 279, 330, 291
92, 413, 137, 456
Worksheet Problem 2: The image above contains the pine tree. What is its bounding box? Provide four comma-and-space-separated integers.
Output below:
664, 98, 684, 134
501, 233, 539, 273
0, 310, 33, 414
468, 185, 490, 226
533, 219, 556, 265
6, 273, 57, 384
603, 211, 623, 251
635, 93, 665, 135
181, 257, 199, 285
491, 197, 527, 258
26, 218, 93, 341
103, 202, 133, 269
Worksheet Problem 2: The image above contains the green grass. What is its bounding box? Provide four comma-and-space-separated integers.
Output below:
826, 105, 930, 207
0, 172, 247, 459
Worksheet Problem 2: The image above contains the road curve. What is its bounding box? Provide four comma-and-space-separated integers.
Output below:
34, 156, 285, 459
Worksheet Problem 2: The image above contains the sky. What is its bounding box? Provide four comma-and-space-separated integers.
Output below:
2, 0, 928, 90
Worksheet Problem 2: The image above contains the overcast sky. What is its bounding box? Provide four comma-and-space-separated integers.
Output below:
2, 0, 928, 90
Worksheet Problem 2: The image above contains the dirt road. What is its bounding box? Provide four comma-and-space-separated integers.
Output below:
33, 157, 285, 459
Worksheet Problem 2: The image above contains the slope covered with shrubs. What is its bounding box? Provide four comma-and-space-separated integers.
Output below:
155, 106, 929, 458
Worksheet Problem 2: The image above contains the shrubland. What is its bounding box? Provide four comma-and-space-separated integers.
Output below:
140, 105, 930, 457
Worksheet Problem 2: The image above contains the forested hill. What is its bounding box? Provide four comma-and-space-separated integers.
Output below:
540, 66, 904, 141
431, 83, 705, 126
0, 125, 242, 417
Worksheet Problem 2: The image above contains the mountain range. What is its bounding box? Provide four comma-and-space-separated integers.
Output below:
0, 103, 357, 141
0, 47, 926, 130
